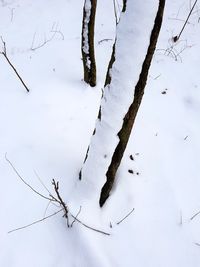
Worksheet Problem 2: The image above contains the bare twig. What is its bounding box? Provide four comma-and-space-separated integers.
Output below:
30, 32, 56, 51
30, 22, 64, 51
153, 74, 161, 80
116, 207, 135, 225
8, 208, 63, 234
70, 212, 110, 236
7, 156, 110, 236
5, 154, 54, 202
43, 200, 52, 218
156, 39, 193, 62
34, 170, 52, 196
52, 179, 69, 227
0, 37, 29, 92
190, 210, 200, 221
173, 0, 198, 42
168, 17, 194, 25
98, 38, 113, 45
71, 206, 82, 227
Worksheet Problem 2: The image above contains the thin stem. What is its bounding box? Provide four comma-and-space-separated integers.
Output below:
71, 206, 82, 227
116, 208, 135, 225
5, 154, 54, 202
70, 213, 110, 236
174, 0, 198, 42
190, 210, 200, 221
8, 208, 63, 234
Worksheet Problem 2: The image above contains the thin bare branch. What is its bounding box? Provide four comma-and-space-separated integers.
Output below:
52, 179, 69, 227
190, 210, 200, 221
8, 208, 63, 234
34, 170, 52, 196
98, 38, 113, 45
116, 207, 135, 225
5, 154, 54, 202
30, 31, 57, 51
0, 37, 29, 92
173, 0, 198, 42
70, 212, 110, 236
30, 22, 64, 51
43, 200, 52, 218
71, 206, 82, 227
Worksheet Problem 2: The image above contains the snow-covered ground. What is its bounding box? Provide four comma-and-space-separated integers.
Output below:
0, 0, 200, 266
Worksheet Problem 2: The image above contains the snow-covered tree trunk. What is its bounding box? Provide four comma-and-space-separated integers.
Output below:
80, 0, 165, 206
104, 0, 127, 88
81, 0, 97, 87
78, 1, 126, 177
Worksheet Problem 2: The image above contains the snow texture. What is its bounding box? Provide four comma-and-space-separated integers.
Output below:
82, 0, 92, 68
1, 0, 200, 266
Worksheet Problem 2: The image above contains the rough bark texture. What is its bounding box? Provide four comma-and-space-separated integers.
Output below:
99, 0, 166, 207
81, 0, 97, 87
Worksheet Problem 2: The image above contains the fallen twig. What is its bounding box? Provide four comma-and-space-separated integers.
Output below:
34, 170, 52, 196
8, 208, 63, 234
70, 213, 110, 236
5, 154, 54, 202
190, 210, 200, 221
6, 155, 110, 236
71, 206, 82, 227
52, 179, 69, 227
116, 207, 135, 225
98, 38, 113, 45
30, 22, 64, 51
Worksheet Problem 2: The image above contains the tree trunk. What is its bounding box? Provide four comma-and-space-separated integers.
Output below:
99, 0, 165, 206
79, 0, 126, 180
81, 0, 97, 87
79, 1, 165, 207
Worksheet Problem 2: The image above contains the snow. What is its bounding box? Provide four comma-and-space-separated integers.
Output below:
0, 0, 200, 267
82, 0, 92, 68
81, 0, 160, 201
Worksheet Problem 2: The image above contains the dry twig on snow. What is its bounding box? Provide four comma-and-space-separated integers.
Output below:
0, 37, 29, 92
116, 207, 135, 225
6, 155, 110, 236
173, 0, 198, 42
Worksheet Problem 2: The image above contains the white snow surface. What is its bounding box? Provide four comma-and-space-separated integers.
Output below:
0, 0, 200, 267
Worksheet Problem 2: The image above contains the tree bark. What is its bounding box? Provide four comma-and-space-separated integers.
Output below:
81, 0, 97, 87
99, 0, 165, 207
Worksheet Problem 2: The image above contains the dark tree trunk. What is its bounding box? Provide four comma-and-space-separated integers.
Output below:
99, 0, 166, 207
122, 0, 127, 13
81, 0, 97, 87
